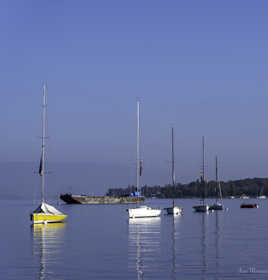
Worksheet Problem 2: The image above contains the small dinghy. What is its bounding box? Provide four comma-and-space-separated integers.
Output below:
240, 203, 259, 209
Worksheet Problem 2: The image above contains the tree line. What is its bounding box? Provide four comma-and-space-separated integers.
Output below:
106, 177, 268, 198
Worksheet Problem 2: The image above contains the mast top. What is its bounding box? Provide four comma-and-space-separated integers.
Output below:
171, 127, 175, 186
200, 136, 205, 182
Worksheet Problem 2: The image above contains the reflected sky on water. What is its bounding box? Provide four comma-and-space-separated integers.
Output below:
32, 223, 66, 280
1, 198, 268, 279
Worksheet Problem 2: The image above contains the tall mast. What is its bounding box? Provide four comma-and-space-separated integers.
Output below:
202, 136, 205, 181
215, 156, 218, 203
215, 156, 218, 182
136, 100, 140, 193
216, 156, 223, 203
41, 83, 47, 203
171, 127, 175, 186
201, 136, 205, 205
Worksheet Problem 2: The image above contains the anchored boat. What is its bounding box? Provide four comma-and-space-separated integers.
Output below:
164, 127, 183, 215
193, 136, 209, 213
240, 203, 259, 208
128, 205, 161, 218
60, 193, 144, 204
126, 101, 161, 218
165, 201, 183, 215
209, 156, 224, 211
30, 84, 67, 224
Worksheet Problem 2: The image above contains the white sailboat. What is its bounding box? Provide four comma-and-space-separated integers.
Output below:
127, 101, 161, 219
30, 84, 67, 224
165, 127, 183, 215
165, 200, 183, 215
257, 186, 266, 199
193, 136, 209, 212
209, 156, 224, 210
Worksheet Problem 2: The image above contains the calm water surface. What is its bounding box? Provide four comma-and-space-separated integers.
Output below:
1, 198, 268, 279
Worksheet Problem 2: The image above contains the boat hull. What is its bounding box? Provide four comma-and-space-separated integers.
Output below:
60, 193, 144, 204
240, 203, 259, 209
165, 206, 183, 215
193, 205, 209, 212
127, 206, 161, 218
209, 203, 224, 211
31, 213, 67, 224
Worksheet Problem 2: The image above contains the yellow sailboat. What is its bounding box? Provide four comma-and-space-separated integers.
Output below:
30, 84, 67, 224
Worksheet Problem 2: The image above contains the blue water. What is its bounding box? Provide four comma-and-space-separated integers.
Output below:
1, 198, 268, 279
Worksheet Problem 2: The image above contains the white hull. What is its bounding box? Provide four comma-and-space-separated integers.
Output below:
127, 206, 161, 218
193, 204, 209, 212
165, 206, 183, 215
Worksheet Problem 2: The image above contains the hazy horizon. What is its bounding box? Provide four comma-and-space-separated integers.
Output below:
1, 159, 268, 201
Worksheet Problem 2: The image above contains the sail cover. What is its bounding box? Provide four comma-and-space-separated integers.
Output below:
38, 154, 43, 176
139, 160, 143, 176
33, 202, 64, 215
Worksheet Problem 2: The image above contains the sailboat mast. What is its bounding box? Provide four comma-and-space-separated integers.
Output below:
216, 156, 223, 203
215, 156, 218, 203
41, 83, 47, 203
201, 136, 205, 205
136, 101, 140, 193
171, 127, 175, 186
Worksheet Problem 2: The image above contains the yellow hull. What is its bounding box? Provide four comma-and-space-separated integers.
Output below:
31, 213, 67, 224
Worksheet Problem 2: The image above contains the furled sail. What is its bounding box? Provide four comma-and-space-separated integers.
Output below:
38, 154, 43, 176
139, 160, 143, 176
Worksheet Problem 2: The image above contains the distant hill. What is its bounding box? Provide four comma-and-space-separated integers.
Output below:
106, 177, 268, 198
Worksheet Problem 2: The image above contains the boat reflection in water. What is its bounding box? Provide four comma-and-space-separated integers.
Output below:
169, 214, 182, 278
32, 223, 66, 280
128, 217, 161, 280
200, 213, 208, 276
199, 211, 222, 279
215, 211, 221, 276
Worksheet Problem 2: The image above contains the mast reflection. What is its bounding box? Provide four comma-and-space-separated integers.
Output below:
215, 211, 220, 275
128, 218, 161, 280
32, 223, 66, 280
170, 215, 182, 279
201, 213, 209, 274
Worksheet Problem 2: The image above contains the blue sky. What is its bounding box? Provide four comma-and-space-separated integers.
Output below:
2, 1, 268, 189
